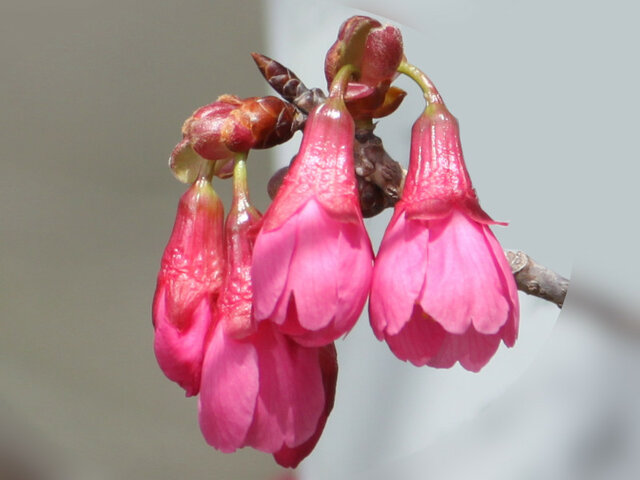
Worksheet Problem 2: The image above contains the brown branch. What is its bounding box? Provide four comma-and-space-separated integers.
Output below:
506, 250, 569, 308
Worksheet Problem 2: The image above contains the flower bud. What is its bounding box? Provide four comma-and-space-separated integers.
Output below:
324, 16, 404, 118
170, 95, 302, 183
184, 94, 301, 157
152, 177, 224, 395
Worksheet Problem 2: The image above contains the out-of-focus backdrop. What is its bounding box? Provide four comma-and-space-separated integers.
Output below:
1, 1, 638, 479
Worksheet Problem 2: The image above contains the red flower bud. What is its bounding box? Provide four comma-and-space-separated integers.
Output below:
152, 178, 224, 395
170, 95, 302, 183
359, 24, 404, 87
183, 95, 301, 158
324, 16, 381, 86
324, 16, 404, 118
183, 96, 241, 161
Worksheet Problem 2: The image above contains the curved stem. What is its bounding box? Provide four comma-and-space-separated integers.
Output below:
329, 64, 358, 100
196, 158, 216, 182
397, 61, 443, 107
232, 152, 250, 206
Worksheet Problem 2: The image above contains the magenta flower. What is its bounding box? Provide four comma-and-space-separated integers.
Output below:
152, 177, 224, 395
251, 97, 373, 347
198, 321, 330, 462
198, 158, 337, 467
273, 343, 338, 468
369, 104, 519, 372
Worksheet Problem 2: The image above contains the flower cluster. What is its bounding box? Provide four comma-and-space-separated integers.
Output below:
154, 150, 337, 467
152, 15, 519, 468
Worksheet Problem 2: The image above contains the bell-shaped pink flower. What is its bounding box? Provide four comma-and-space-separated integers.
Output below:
251, 98, 373, 347
198, 160, 337, 466
273, 343, 338, 468
198, 321, 329, 460
369, 103, 519, 372
152, 177, 224, 395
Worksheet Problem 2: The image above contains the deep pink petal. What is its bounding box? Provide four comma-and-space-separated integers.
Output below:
426, 327, 501, 373
383, 306, 446, 366
251, 211, 298, 323
273, 343, 338, 468
261, 200, 372, 346
333, 219, 373, 330
482, 225, 520, 346
369, 209, 429, 338
282, 223, 372, 347
419, 210, 510, 335
244, 325, 325, 452
198, 323, 259, 452
284, 303, 344, 347
153, 287, 211, 396
286, 200, 340, 331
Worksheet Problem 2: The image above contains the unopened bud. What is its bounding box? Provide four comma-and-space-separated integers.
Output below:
170, 95, 302, 183
324, 15, 404, 119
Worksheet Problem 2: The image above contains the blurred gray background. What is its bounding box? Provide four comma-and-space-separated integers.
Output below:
1, 0, 639, 479
1, 1, 281, 479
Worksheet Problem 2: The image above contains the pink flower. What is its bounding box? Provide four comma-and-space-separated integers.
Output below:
198, 157, 337, 467
251, 98, 373, 347
152, 177, 224, 395
369, 104, 519, 372
273, 343, 338, 468
198, 321, 332, 462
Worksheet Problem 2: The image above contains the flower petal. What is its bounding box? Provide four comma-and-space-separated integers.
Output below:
266, 200, 372, 347
419, 210, 509, 335
334, 219, 373, 329
198, 323, 259, 452
426, 327, 501, 372
286, 200, 340, 331
244, 325, 325, 452
384, 306, 446, 366
273, 343, 338, 468
369, 209, 429, 338
153, 287, 211, 396
482, 224, 520, 346
251, 210, 298, 323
